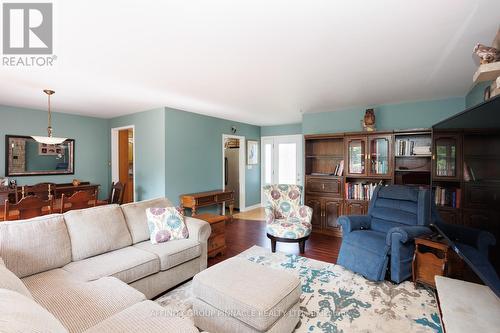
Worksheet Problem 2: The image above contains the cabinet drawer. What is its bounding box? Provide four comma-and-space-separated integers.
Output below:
306, 178, 341, 196
196, 195, 215, 205
216, 192, 233, 202
210, 221, 225, 235
208, 234, 225, 251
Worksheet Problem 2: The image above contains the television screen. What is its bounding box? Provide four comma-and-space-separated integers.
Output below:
432, 95, 500, 297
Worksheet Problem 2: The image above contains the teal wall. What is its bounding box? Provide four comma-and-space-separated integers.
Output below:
0, 105, 110, 198
164, 108, 261, 207
109, 108, 165, 201
261, 123, 302, 136
302, 97, 465, 134
465, 81, 492, 108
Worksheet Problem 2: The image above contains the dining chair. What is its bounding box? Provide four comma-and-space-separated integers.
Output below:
60, 190, 97, 213
97, 182, 126, 205
3, 195, 53, 221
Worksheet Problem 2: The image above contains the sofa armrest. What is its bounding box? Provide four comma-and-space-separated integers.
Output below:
436, 222, 496, 256
185, 217, 211, 243
185, 217, 211, 270
386, 225, 432, 245
338, 215, 371, 234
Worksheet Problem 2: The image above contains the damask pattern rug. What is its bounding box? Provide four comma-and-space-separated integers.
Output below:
156, 246, 442, 333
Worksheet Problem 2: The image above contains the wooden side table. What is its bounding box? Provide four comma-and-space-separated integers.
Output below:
193, 213, 228, 258
412, 235, 451, 289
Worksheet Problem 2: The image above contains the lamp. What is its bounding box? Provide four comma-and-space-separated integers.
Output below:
32, 89, 67, 145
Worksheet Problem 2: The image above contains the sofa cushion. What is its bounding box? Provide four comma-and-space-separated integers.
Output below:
0, 214, 72, 278
83, 300, 199, 333
0, 258, 32, 298
0, 289, 68, 333
146, 207, 189, 244
22, 269, 145, 333
343, 229, 388, 254
121, 197, 173, 244
134, 239, 201, 271
62, 246, 160, 283
64, 204, 132, 261
193, 257, 301, 331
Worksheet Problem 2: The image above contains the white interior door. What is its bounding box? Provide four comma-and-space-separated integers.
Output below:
261, 135, 303, 204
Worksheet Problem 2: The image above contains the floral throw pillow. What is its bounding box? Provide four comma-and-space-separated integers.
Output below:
146, 207, 189, 244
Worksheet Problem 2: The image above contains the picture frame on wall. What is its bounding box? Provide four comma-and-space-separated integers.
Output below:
247, 140, 259, 165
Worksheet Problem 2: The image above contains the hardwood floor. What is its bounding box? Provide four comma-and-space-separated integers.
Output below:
208, 218, 342, 267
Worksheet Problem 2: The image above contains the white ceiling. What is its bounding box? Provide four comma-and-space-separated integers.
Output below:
1, 0, 499, 125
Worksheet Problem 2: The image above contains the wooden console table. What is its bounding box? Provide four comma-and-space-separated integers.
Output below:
180, 189, 234, 217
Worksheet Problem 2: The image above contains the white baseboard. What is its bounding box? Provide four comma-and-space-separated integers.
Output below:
240, 203, 262, 212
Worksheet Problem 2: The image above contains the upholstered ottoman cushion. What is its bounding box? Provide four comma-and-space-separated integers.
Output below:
266, 219, 312, 239
192, 257, 301, 332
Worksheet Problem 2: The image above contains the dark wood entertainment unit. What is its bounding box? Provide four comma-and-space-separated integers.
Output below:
305, 129, 432, 237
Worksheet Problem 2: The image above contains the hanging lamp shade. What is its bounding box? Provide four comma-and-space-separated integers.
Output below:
32, 89, 67, 145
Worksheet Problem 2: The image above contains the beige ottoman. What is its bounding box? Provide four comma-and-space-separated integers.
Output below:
192, 257, 301, 333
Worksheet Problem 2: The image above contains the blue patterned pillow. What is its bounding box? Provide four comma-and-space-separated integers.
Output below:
146, 207, 189, 244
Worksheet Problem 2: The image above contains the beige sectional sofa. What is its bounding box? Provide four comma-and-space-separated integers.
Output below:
0, 197, 211, 332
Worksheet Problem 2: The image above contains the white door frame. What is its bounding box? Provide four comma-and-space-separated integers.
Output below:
222, 134, 246, 212
260, 134, 304, 204
111, 125, 136, 201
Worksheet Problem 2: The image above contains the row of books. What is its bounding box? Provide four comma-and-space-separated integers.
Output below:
345, 182, 382, 200
396, 139, 431, 156
434, 186, 461, 208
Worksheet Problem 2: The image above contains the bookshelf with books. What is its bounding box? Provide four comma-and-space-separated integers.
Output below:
305, 134, 345, 237
394, 129, 432, 186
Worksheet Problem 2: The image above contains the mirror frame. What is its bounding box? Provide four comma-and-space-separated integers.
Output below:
5, 135, 75, 176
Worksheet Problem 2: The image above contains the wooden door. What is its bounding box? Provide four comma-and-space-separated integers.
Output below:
345, 201, 368, 215
367, 134, 393, 177
432, 133, 461, 181
324, 199, 342, 235
345, 136, 367, 177
305, 196, 322, 230
118, 129, 133, 203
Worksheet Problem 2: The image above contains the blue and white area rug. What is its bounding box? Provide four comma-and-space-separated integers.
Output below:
156, 245, 442, 333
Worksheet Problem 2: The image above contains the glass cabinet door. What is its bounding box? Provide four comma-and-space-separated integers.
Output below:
347, 138, 366, 175
368, 135, 391, 176
433, 134, 460, 180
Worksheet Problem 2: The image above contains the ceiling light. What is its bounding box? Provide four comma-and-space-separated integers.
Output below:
32, 89, 67, 145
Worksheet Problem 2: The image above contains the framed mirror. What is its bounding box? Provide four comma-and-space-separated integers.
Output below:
5, 135, 75, 176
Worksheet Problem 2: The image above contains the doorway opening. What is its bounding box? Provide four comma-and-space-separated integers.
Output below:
111, 125, 135, 204
261, 135, 304, 204
222, 134, 245, 212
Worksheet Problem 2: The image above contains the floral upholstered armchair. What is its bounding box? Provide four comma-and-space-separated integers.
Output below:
263, 184, 313, 253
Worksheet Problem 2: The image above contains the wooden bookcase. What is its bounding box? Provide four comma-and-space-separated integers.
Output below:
431, 129, 500, 241
304, 129, 431, 237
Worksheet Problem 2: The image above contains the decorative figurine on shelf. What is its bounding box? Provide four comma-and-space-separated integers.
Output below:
72, 179, 81, 186
473, 43, 500, 64
362, 108, 376, 132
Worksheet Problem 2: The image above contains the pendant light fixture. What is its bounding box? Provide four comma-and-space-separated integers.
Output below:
32, 89, 67, 145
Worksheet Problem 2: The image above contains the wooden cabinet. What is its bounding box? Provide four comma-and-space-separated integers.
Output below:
432, 133, 461, 181
305, 195, 342, 236
345, 134, 393, 178
344, 200, 368, 215
305, 196, 322, 229
306, 177, 342, 197
346, 136, 367, 177
324, 199, 342, 232
437, 207, 461, 225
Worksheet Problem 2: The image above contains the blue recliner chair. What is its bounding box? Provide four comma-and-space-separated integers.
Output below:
338, 185, 432, 283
